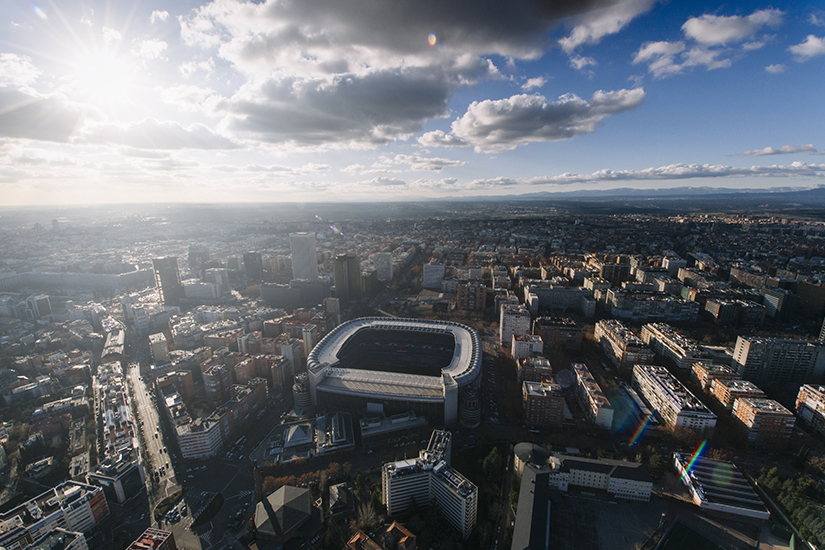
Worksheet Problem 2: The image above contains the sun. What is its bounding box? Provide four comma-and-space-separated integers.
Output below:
67, 49, 138, 109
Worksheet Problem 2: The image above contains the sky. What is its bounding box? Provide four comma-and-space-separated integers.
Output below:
1, 0, 824, 205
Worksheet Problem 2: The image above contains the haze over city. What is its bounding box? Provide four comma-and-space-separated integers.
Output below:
1, 0, 824, 205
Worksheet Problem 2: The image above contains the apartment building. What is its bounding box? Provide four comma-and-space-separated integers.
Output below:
382, 431, 477, 539
641, 323, 709, 370
511, 334, 543, 361
499, 304, 531, 347
632, 364, 716, 434
691, 361, 739, 391
795, 385, 825, 436
572, 363, 613, 430
522, 380, 564, 428
732, 337, 825, 384
532, 317, 584, 351
710, 379, 765, 410
595, 320, 655, 375
732, 398, 795, 448
517, 356, 553, 383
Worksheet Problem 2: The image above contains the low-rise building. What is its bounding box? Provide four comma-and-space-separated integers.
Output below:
126, 528, 177, 550
595, 320, 655, 375
511, 334, 543, 361
691, 361, 739, 391
641, 323, 709, 370
796, 384, 825, 436
732, 398, 795, 448
572, 363, 613, 430
522, 380, 564, 427
544, 454, 652, 502
710, 379, 765, 410
673, 454, 769, 520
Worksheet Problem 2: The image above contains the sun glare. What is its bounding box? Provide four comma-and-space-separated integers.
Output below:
68, 50, 138, 108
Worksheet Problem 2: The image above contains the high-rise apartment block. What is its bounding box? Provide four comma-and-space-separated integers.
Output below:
499, 304, 531, 346
382, 430, 477, 539
796, 385, 825, 436
522, 380, 564, 427
572, 363, 613, 430
152, 258, 184, 306
632, 364, 716, 434
641, 323, 709, 370
289, 232, 319, 281
732, 336, 825, 384
595, 320, 655, 374
374, 252, 393, 282
732, 398, 795, 448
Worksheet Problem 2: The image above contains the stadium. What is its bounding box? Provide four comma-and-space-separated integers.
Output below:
306, 317, 482, 426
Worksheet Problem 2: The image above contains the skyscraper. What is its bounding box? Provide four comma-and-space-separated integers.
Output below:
333, 253, 361, 304
289, 232, 319, 281
374, 252, 393, 282
243, 252, 264, 282
153, 257, 184, 306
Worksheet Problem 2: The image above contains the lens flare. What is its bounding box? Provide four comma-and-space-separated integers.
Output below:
30, 3, 48, 20
680, 440, 708, 482
629, 410, 654, 447
428, 32, 437, 46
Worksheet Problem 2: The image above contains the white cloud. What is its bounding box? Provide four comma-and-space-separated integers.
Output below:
179, 59, 215, 79
811, 14, 825, 27
150, 10, 169, 24
742, 144, 816, 156
391, 154, 466, 171
432, 88, 645, 153
80, 118, 239, 150
132, 39, 168, 60
0, 53, 41, 86
560, 0, 658, 53
159, 85, 223, 114
102, 27, 122, 44
467, 161, 825, 187
635, 8, 783, 78
682, 9, 783, 45
765, 64, 786, 73
569, 55, 597, 71
418, 130, 469, 148
521, 77, 546, 91
789, 35, 825, 61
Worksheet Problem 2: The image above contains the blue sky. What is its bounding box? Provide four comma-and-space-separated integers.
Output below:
0, 0, 823, 204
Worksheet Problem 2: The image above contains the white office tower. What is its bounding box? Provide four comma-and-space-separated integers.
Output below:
382, 430, 477, 539
289, 232, 319, 281
374, 253, 393, 282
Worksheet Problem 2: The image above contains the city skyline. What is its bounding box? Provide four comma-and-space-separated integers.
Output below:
1, 0, 824, 205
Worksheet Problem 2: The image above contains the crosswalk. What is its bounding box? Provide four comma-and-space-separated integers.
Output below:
227, 489, 253, 501
199, 527, 214, 545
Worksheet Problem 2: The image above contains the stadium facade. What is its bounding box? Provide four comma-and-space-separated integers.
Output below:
306, 317, 482, 426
